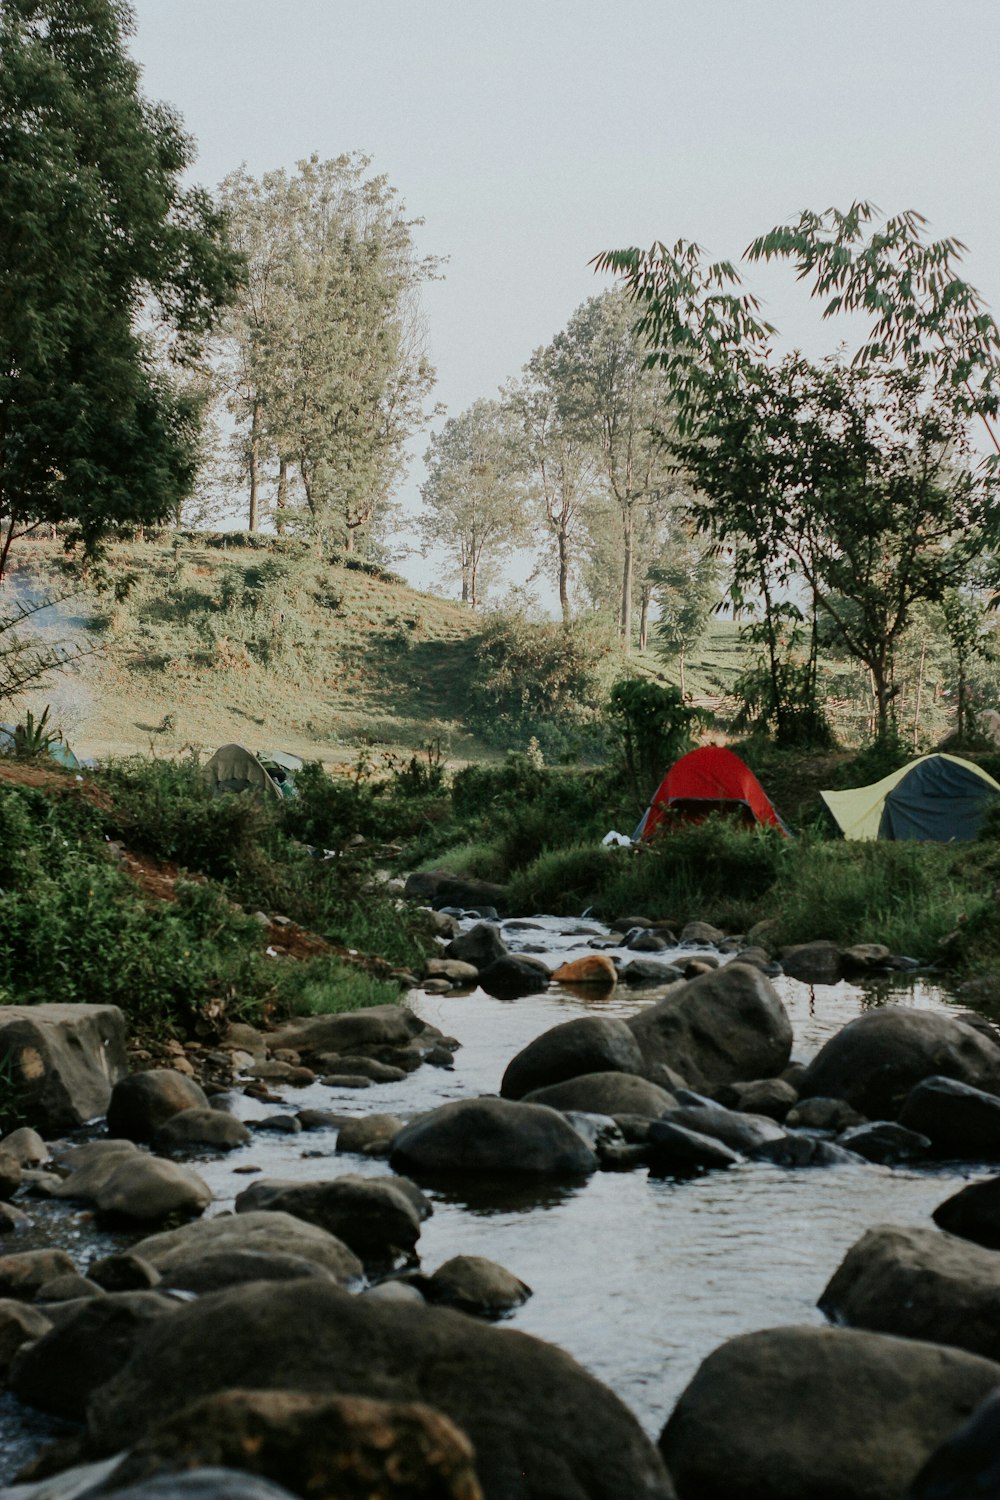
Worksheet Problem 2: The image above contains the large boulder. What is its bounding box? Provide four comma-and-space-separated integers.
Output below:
523, 1073, 676, 1119
797, 1007, 1000, 1119
151, 1109, 250, 1154
627, 964, 792, 1089
404, 870, 508, 913
423, 1256, 532, 1320
0, 1248, 76, 1299
646, 1120, 744, 1175
94, 1389, 482, 1500
659, 1323, 1000, 1500
0, 1003, 128, 1132
444, 923, 508, 969
51, 1145, 212, 1224
234, 1176, 423, 1263
0, 1300, 52, 1376
390, 1097, 598, 1180
897, 1075, 1000, 1156
933, 1174, 1000, 1249
500, 1017, 645, 1100
778, 940, 844, 985
477, 956, 549, 999
906, 1388, 1000, 1500
661, 1104, 785, 1154
87, 1281, 675, 1500
820, 1224, 1000, 1360
107, 1070, 209, 1142
267, 1005, 430, 1061
160, 1250, 337, 1297
130, 1211, 364, 1286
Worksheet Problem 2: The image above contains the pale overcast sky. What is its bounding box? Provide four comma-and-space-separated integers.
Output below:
129, 0, 1000, 591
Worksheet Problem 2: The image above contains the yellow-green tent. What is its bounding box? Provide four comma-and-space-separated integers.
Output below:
821, 754, 1000, 842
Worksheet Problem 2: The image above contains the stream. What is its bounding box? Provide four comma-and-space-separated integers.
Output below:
2, 915, 994, 1477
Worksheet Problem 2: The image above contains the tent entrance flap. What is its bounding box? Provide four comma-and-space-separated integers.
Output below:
637, 746, 790, 840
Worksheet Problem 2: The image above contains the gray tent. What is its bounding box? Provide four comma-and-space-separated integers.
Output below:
202, 743, 284, 802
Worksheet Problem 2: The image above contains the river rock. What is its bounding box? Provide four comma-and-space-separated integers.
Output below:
0, 1248, 76, 1299
820, 1223, 1000, 1359
620, 960, 686, 987
662, 1104, 785, 1154
500, 1017, 645, 1101
151, 1108, 250, 1154
51, 1147, 212, 1224
444, 922, 508, 969
87, 1281, 674, 1500
797, 1007, 1000, 1119
404, 870, 508, 913
838, 1121, 931, 1163
841, 942, 894, 974
318, 1055, 407, 1082
35, 1272, 105, 1302
898, 1075, 1000, 1156
88, 1253, 162, 1292
424, 1255, 532, 1319
906, 1387, 1000, 1499
646, 1119, 744, 1175
0, 1003, 128, 1133
933, 1174, 1000, 1249
785, 1096, 866, 1132
101, 1392, 481, 1500
628, 963, 792, 1089
660, 1323, 1000, 1500
0, 1203, 30, 1234
754, 1135, 862, 1167
160, 1249, 338, 1296
0, 1127, 48, 1168
99, 1471, 304, 1500
234, 1176, 423, 1263
477, 955, 550, 998
425, 957, 480, 986
267, 1005, 431, 1061
107, 1070, 209, 1142
523, 1072, 676, 1119
714, 1078, 798, 1120
131, 1211, 364, 1285
336, 1114, 404, 1155
679, 921, 725, 945
0, 1299, 52, 1375
11, 1290, 177, 1419
779, 940, 844, 984
390, 1097, 598, 1180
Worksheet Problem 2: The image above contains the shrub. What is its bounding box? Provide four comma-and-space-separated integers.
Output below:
605, 678, 706, 804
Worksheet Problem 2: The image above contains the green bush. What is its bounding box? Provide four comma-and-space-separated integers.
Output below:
605, 677, 705, 803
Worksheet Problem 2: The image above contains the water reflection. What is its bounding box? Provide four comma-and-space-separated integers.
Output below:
421, 1177, 585, 1217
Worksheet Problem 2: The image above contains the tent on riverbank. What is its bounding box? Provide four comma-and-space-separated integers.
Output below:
635, 746, 791, 840
820, 754, 1000, 842
202, 743, 284, 803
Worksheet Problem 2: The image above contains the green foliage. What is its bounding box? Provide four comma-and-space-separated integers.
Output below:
605, 677, 704, 803
466, 611, 614, 755
272, 957, 403, 1017
0, 0, 239, 577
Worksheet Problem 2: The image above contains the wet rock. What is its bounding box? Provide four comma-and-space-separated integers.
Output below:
131, 1211, 364, 1286
616, 914, 653, 930
779, 940, 844, 985
0, 1127, 48, 1168
425, 957, 480, 986
659, 1323, 1000, 1500
838, 1121, 931, 1163
319, 1074, 372, 1089
906, 1387, 1000, 1499
714, 1078, 798, 1121
390, 1097, 598, 1180
404, 870, 508, 913
898, 1074, 1000, 1156
251, 1115, 302, 1134
88, 1281, 674, 1500
785, 1096, 866, 1132
267, 1005, 430, 1062
99, 1470, 303, 1500
11, 1290, 177, 1419
558, 1111, 624, 1153
245, 1060, 315, 1086
549, 955, 617, 989
820, 1224, 1000, 1359
35, 1273, 105, 1302
0, 1248, 76, 1299
160, 1249, 338, 1296
0, 1300, 51, 1376
0, 1003, 128, 1133
424, 1255, 532, 1319
362, 1280, 426, 1306
336, 1114, 404, 1155
934, 1174, 1000, 1249
646, 1120, 744, 1175
523, 1072, 676, 1119
88, 1253, 162, 1292
151, 1109, 250, 1154
500, 1016, 645, 1101
754, 1135, 862, 1167
234, 1176, 423, 1263
107, 1070, 210, 1142
477, 955, 549, 999
51, 1144, 212, 1224
620, 959, 686, 987
444, 922, 508, 969
679, 921, 725, 945
797, 1007, 1000, 1119
662, 1104, 785, 1154
730, 946, 777, 974
840, 942, 894, 975
628, 963, 792, 1090
626, 930, 670, 952
296, 1109, 349, 1132
0, 1151, 22, 1201
0, 1202, 30, 1234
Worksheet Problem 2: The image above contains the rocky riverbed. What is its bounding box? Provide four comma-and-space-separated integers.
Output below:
0, 912, 999, 1499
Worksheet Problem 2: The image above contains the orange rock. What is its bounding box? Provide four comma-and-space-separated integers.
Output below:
550, 954, 618, 987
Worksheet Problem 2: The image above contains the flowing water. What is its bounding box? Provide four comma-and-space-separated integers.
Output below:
3, 917, 994, 1477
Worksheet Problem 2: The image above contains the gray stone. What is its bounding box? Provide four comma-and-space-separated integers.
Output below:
444, 922, 508, 968
779, 940, 844, 985
0, 1003, 128, 1132
628, 963, 792, 1089
646, 1119, 744, 1174
51, 1145, 212, 1224
620, 960, 686, 987
335, 1114, 404, 1155
0, 1127, 48, 1167
477, 955, 550, 998
390, 1096, 598, 1179
662, 1104, 785, 1154
160, 1249, 337, 1295
404, 870, 509, 912
934, 1174, 1000, 1249
754, 1135, 863, 1167
0, 1299, 51, 1376
234, 1175, 422, 1262
679, 922, 725, 945
107, 1070, 209, 1142
501, 1016, 646, 1100
523, 1072, 676, 1119
785, 1096, 866, 1132
131, 1211, 364, 1286
267, 1004, 429, 1060
838, 1121, 931, 1163
151, 1109, 250, 1154
424, 1255, 532, 1319
714, 1078, 798, 1120
0, 1248, 76, 1299
898, 1074, 1000, 1156
88, 1253, 162, 1292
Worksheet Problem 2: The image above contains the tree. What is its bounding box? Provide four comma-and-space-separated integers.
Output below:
549, 292, 676, 646
650, 532, 721, 697
0, 0, 240, 581
217, 155, 439, 551
418, 400, 527, 607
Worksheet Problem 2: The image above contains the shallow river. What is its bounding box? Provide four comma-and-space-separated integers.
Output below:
3, 917, 994, 1475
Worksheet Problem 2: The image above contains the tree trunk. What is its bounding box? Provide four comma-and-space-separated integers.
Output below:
620, 507, 634, 649
344, 526, 355, 555
558, 527, 570, 624
275, 459, 287, 536
638, 586, 650, 652
912, 641, 927, 749
679, 651, 686, 700
248, 400, 261, 532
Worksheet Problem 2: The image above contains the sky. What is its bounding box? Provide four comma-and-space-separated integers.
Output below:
129, 0, 1000, 595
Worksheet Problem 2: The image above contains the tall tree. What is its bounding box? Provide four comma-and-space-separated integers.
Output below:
218, 155, 439, 552
650, 531, 721, 696
0, 0, 239, 580
549, 291, 675, 646
418, 400, 527, 607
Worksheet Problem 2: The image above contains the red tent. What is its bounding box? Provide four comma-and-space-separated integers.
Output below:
635, 746, 790, 840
